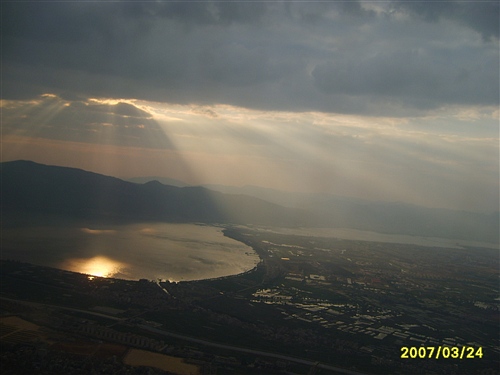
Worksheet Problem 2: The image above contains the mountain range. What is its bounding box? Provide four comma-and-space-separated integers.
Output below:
1, 160, 305, 227
2, 160, 498, 244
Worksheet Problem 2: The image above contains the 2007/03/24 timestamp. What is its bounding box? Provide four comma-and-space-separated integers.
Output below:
401, 346, 483, 359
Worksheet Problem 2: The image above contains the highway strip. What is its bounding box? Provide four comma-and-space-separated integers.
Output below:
139, 323, 369, 375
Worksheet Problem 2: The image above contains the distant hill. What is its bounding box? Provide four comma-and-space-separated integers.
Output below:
0, 160, 306, 227
2, 160, 498, 244
194, 187, 497, 245
195, 183, 498, 244
127, 176, 189, 187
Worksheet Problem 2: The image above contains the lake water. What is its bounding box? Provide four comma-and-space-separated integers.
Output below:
4, 222, 496, 282
1, 223, 260, 281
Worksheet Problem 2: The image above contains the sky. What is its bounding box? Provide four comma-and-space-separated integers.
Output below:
1, 0, 499, 213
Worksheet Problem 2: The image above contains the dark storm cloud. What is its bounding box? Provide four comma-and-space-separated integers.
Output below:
288, 0, 375, 23
107, 0, 267, 26
200, 43, 285, 86
2, 1, 498, 115
392, 0, 500, 41
312, 45, 499, 109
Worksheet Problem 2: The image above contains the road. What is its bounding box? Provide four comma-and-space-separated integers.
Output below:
2, 296, 369, 375
139, 323, 369, 375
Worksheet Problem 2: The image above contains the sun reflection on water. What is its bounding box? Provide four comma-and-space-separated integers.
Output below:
63, 256, 125, 278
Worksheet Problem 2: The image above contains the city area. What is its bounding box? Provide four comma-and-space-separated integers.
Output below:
1, 226, 499, 374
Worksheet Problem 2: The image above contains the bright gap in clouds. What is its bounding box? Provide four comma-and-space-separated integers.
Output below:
1, 94, 498, 213
131, 99, 498, 212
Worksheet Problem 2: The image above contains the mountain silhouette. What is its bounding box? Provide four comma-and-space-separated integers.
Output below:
0, 160, 305, 226
1, 160, 498, 244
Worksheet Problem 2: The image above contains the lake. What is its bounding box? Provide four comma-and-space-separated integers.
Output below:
1, 223, 260, 281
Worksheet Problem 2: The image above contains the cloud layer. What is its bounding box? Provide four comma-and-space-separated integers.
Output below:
3, 1, 498, 115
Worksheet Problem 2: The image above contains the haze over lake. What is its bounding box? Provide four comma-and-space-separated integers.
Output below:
1, 223, 259, 281
253, 227, 500, 250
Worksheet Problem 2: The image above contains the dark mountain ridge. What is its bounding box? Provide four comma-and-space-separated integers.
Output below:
0, 160, 305, 226
1, 160, 498, 244
128, 176, 189, 187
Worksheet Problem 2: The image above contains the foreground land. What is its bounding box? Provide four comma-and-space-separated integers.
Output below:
1, 226, 499, 374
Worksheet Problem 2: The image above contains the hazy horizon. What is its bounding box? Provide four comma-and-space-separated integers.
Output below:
2, 1, 499, 213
